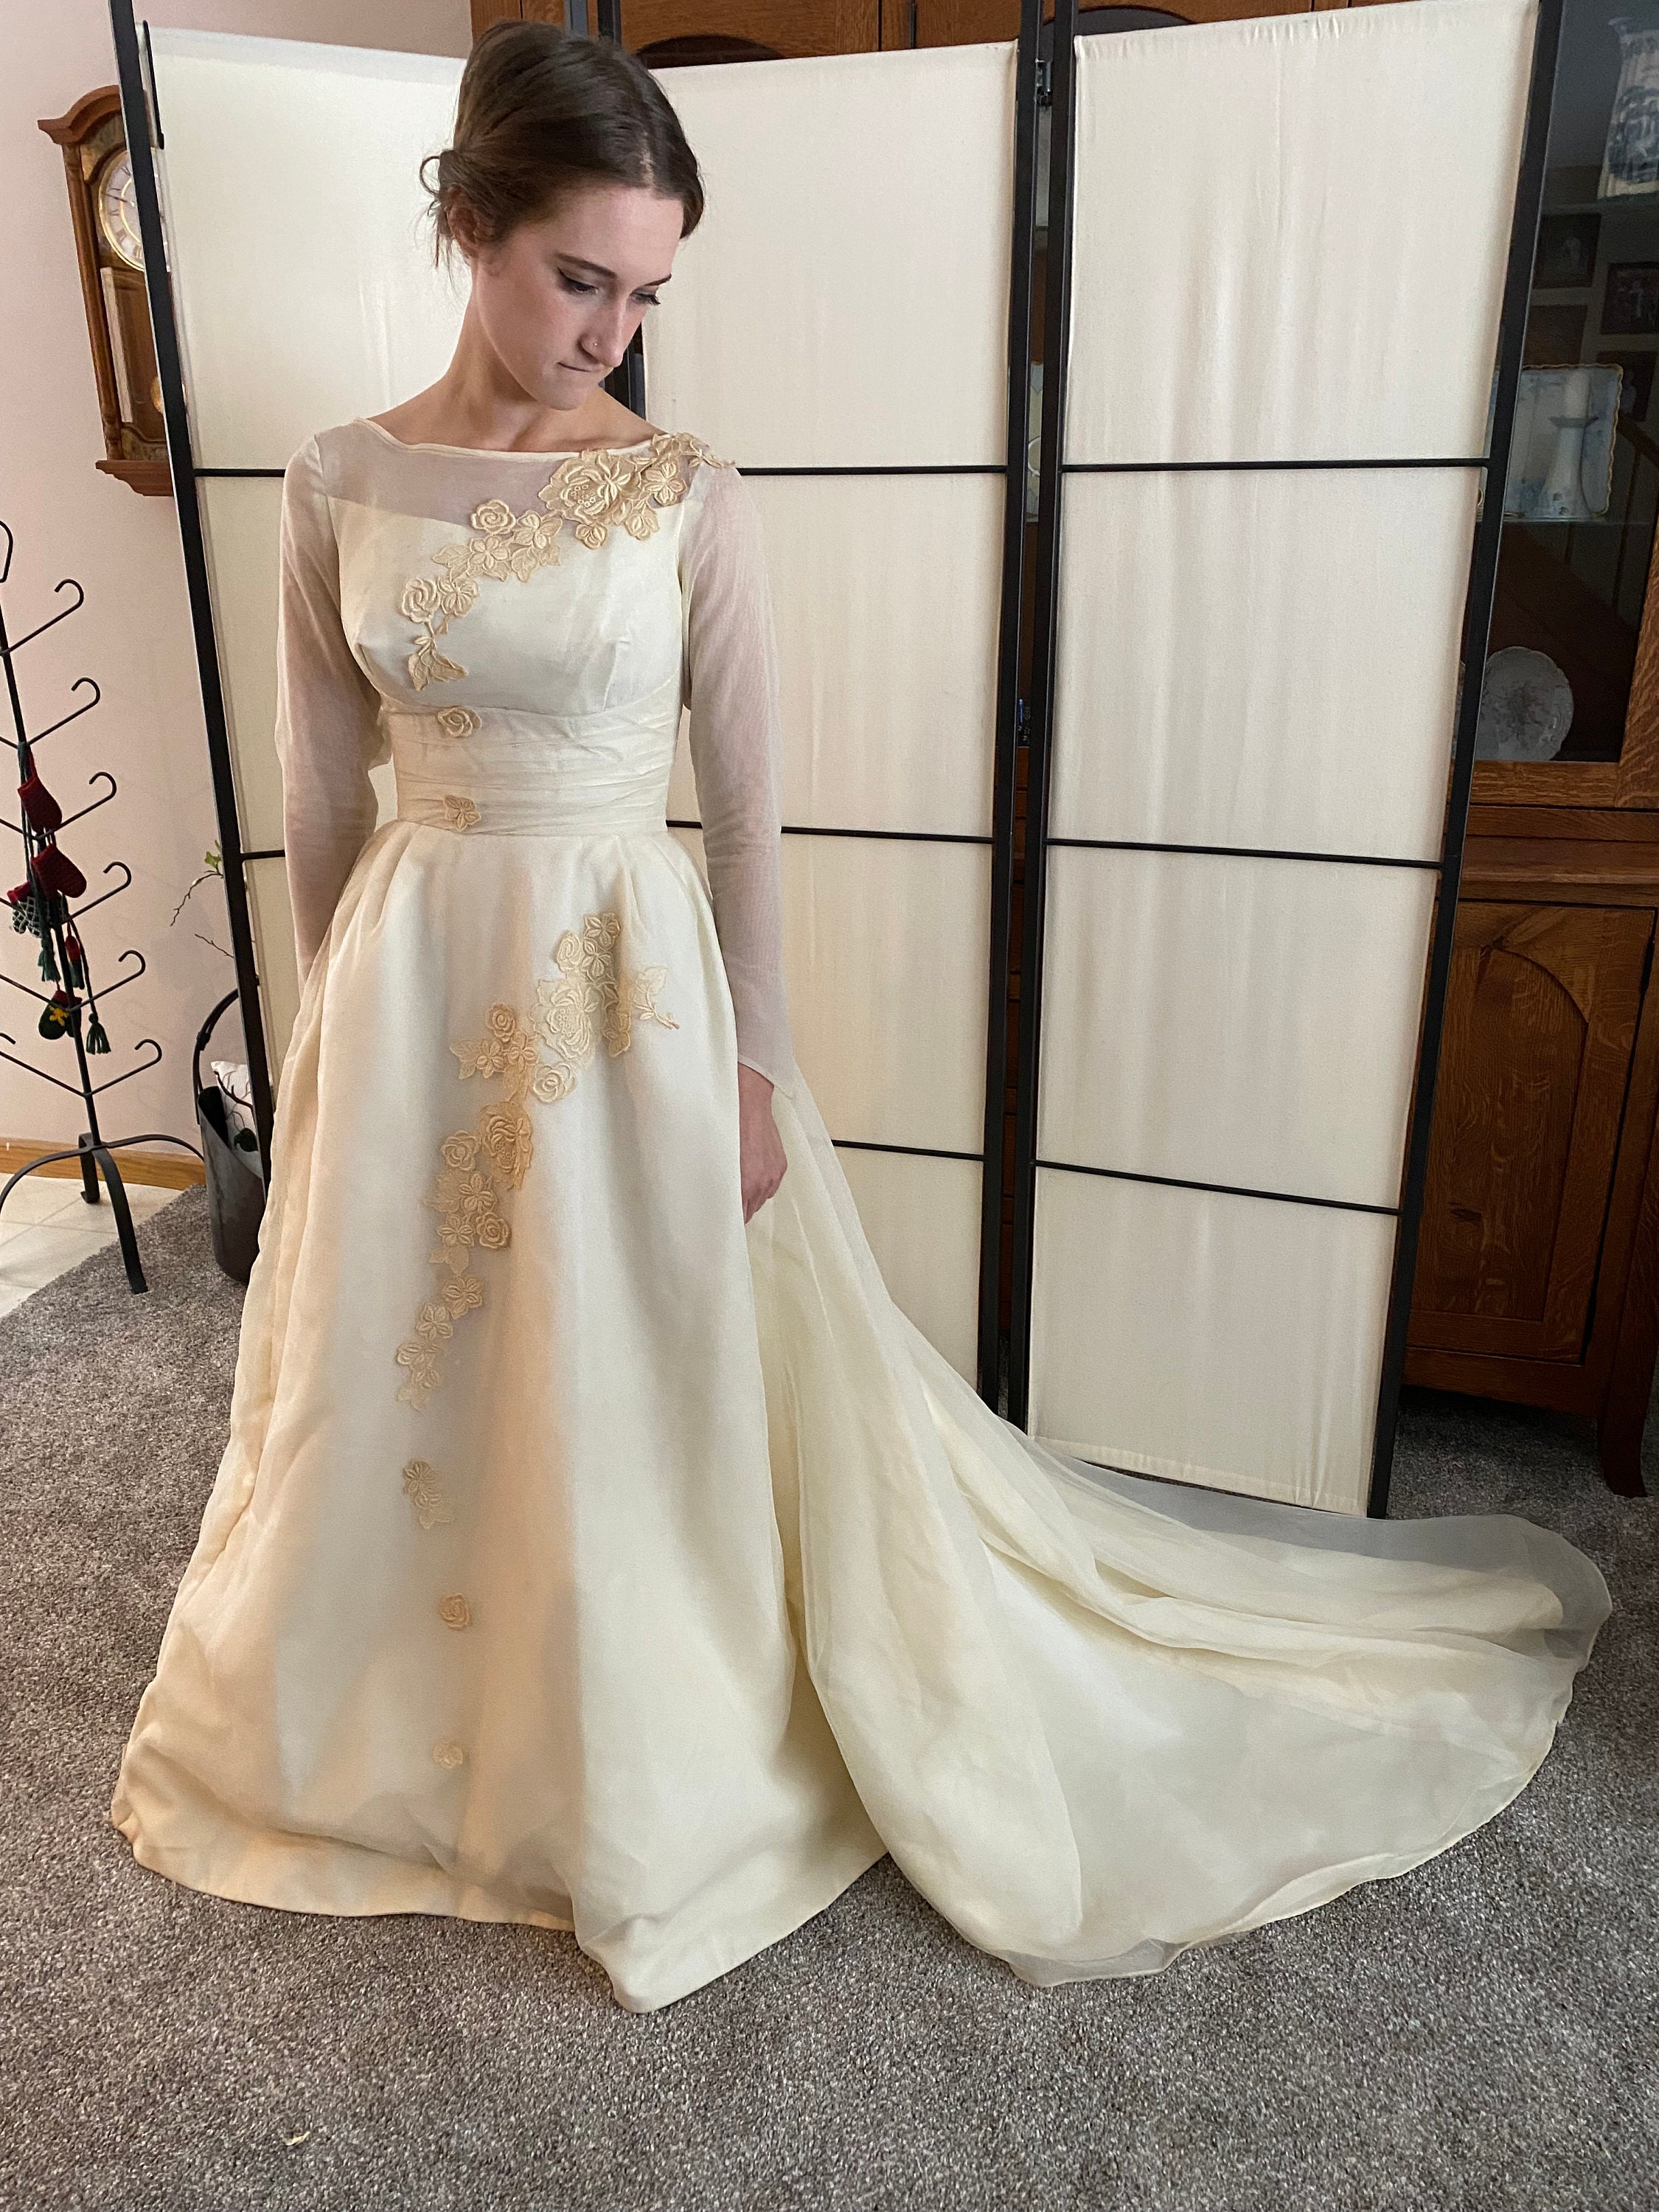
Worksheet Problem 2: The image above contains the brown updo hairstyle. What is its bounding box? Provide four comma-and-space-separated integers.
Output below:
420, 23, 705, 268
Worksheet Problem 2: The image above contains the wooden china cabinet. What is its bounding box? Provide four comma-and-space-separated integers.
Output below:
1399, 12, 1659, 1498
478, 0, 1659, 1495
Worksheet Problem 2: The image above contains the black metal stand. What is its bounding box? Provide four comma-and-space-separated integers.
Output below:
0, 518, 201, 1295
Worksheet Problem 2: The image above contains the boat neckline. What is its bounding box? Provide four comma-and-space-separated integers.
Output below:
353, 414, 662, 460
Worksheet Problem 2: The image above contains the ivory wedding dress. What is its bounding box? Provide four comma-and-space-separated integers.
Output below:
111, 415, 1612, 2013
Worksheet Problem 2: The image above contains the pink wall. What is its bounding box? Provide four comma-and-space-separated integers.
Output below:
0, 1, 470, 1161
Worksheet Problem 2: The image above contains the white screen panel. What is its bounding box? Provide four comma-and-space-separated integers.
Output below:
199, 476, 283, 850
835, 1149, 984, 1382
668, 474, 1002, 837
1051, 468, 1478, 858
678, 815, 984, 1380
1034, 0, 1534, 1509
1065, 0, 1533, 463
1038, 848, 1436, 1210
149, 29, 465, 469
782, 838, 990, 1155
648, 42, 1022, 1363
1029, 1169, 1397, 1516
747, 476, 1003, 835
672, 829, 991, 1157
650, 44, 1017, 467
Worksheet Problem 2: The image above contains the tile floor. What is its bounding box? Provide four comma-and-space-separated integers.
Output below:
0, 1170, 186, 1320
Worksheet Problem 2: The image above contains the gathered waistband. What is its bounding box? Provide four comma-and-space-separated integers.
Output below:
383, 695, 678, 838
394, 773, 672, 838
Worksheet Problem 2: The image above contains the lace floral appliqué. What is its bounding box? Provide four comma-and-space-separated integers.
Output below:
394, 911, 678, 1407
402, 1458, 454, 1529
402, 431, 734, 692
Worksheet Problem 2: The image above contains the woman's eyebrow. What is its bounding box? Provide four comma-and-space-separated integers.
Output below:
559, 254, 673, 286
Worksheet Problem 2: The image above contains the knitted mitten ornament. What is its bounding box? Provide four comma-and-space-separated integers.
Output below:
17, 771, 63, 834
29, 841, 86, 899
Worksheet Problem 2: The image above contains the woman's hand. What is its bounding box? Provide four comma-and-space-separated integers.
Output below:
737, 1062, 787, 1222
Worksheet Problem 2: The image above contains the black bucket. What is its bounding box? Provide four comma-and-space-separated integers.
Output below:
193, 989, 265, 1284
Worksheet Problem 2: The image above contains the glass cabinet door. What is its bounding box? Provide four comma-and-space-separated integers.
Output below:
1485, 4, 1659, 780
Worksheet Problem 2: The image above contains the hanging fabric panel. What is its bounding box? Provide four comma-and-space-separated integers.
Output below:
1029, 0, 1537, 1512
649, 46, 1022, 1382
147, 32, 465, 468
145, 28, 466, 1076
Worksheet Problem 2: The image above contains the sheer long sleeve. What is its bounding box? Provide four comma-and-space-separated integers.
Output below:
274, 435, 389, 988
680, 465, 797, 1094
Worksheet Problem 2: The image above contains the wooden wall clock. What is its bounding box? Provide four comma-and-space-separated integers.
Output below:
38, 88, 170, 498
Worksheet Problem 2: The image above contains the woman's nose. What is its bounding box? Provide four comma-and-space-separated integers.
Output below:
584, 300, 636, 369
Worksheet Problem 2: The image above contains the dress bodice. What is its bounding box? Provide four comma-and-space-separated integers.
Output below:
334, 420, 728, 727
323, 422, 734, 837
273, 417, 796, 1090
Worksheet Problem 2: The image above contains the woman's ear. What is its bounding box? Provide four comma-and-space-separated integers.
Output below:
449, 195, 485, 265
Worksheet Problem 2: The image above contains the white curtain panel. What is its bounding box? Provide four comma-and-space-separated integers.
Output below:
653, 45, 1021, 1374
1030, 0, 1535, 1511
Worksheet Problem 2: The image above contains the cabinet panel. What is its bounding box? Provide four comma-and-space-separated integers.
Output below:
1408, 901, 1652, 1360
481, 1, 1355, 66
621, 0, 880, 55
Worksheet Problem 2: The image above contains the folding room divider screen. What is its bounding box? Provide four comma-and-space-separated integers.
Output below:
111, 0, 1554, 1514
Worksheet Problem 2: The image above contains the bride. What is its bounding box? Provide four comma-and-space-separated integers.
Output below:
111, 20, 1611, 2014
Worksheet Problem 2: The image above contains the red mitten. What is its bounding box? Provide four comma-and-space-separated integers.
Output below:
18, 772, 63, 833
29, 841, 86, 899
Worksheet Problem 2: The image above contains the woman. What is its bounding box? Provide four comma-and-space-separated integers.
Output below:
111, 22, 1611, 2015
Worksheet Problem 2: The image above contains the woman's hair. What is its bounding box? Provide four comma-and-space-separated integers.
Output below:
421, 23, 704, 266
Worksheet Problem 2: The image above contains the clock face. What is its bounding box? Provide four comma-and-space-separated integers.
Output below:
94, 150, 144, 274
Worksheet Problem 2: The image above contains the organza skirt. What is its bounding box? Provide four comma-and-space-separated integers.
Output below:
111, 810, 1611, 2011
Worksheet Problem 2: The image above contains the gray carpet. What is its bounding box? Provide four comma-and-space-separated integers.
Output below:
0, 1186, 1652, 2212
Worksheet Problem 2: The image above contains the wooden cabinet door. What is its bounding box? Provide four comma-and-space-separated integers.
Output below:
476, 3, 882, 57
472, 1, 1356, 64
1408, 902, 1653, 1362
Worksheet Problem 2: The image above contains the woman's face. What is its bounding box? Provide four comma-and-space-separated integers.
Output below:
462, 181, 684, 410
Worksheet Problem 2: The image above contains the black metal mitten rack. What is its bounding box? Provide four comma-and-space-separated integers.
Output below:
0, 516, 201, 1294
